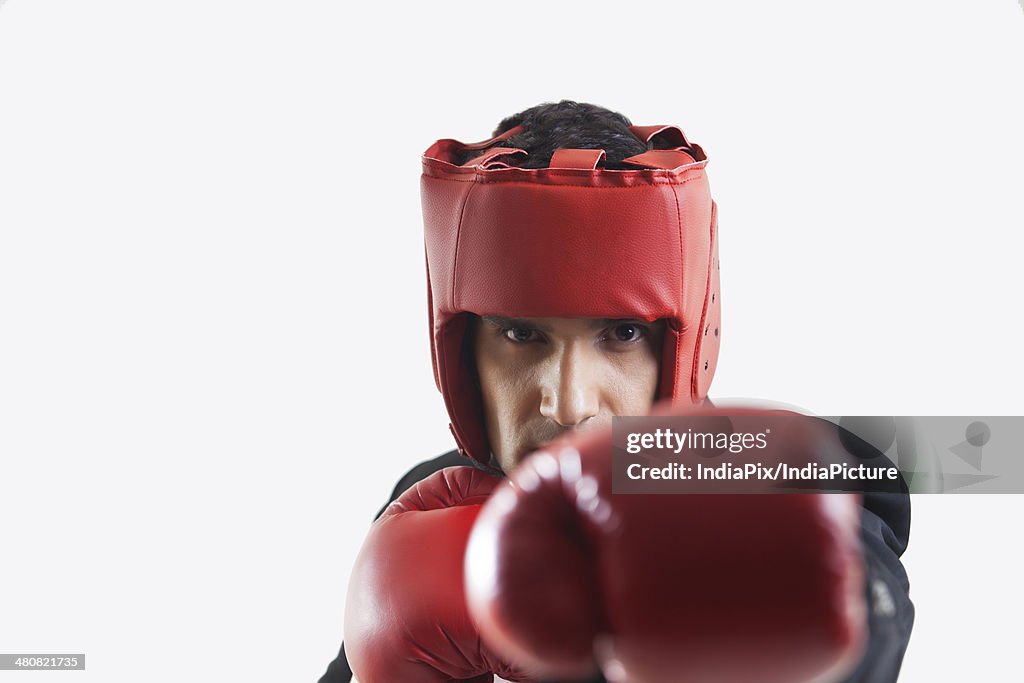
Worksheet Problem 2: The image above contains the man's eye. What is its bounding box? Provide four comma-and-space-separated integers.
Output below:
611, 323, 645, 343
504, 327, 537, 343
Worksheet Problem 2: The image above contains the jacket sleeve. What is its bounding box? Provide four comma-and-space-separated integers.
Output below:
839, 490, 916, 682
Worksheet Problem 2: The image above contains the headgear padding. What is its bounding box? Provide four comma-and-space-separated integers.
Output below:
422, 124, 721, 463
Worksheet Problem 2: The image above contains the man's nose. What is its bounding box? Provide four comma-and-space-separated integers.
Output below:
539, 346, 600, 428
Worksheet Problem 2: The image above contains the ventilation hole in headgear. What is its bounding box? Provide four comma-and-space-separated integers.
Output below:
712, 293, 716, 303
704, 360, 709, 371
704, 325, 709, 336
714, 327, 719, 337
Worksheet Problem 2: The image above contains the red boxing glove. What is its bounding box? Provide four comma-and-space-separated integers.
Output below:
344, 467, 536, 683
465, 406, 868, 683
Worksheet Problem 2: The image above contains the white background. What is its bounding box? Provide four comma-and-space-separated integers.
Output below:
1, 1, 1022, 681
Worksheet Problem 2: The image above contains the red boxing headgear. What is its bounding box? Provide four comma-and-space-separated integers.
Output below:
422, 124, 721, 463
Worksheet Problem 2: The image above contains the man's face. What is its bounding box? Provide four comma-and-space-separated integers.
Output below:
472, 315, 665, 473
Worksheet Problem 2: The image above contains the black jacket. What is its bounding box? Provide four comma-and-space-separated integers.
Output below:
319, 451, 914, 682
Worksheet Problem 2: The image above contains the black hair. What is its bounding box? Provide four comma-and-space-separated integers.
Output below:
463, 100, 650, 170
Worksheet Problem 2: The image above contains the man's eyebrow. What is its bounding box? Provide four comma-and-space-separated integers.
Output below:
481, 316, 553, 333
588, 317, 648, 329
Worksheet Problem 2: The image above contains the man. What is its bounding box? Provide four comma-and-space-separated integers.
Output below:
319, 101, 913, 682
